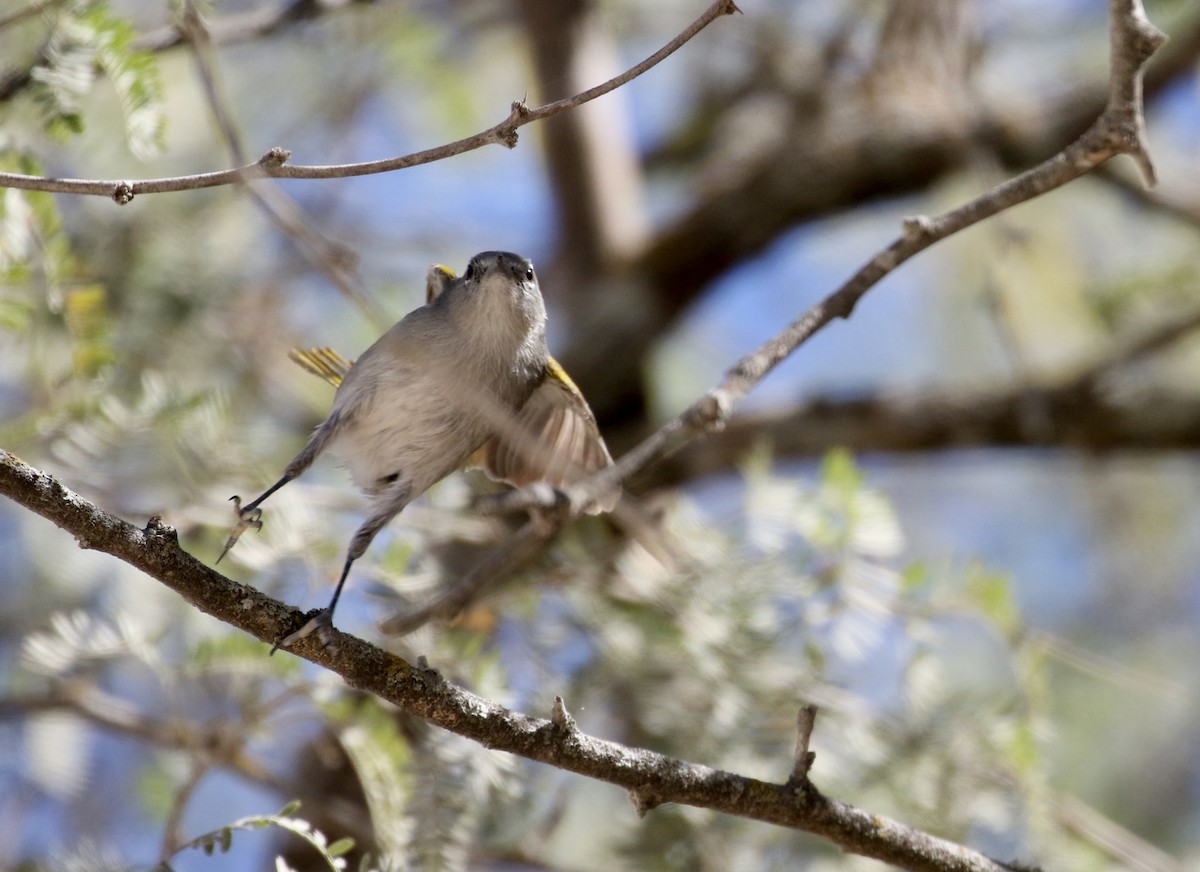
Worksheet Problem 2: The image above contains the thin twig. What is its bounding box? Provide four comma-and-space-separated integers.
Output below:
0, 1, 740, 202
1053, 791, 1184, 872
158, 759, 211, 863
135, 0, 380, 54
0, 684, 282, 789
789, 705, 818, 784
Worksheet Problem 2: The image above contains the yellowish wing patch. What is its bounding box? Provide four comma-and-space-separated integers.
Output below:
288, 347, 353, 388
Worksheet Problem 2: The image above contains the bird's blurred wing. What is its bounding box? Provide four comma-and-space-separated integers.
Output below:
477, 364, 617, 514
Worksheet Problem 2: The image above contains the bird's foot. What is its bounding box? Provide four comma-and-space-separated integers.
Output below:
270, 608, 337, 655
215, 495, 263, 564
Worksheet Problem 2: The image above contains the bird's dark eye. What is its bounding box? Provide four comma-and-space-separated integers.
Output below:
525, 266, 535, 281
464, 262, 475, 280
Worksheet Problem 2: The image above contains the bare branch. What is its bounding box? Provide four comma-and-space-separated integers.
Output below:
1053, 791, 1185, 872
789, 704, 818, 785
0, 448, 1019, 872
159, 759, 211, 863
640, 300, 1200, 485
0, 1, 739, 201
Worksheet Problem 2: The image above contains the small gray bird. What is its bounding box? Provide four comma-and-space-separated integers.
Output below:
218, 252, 615, 650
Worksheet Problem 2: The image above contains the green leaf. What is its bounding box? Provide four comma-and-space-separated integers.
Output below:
0, 154, 75, 303
64, 284, 116, 377
901, 560, 929, 593
1007, 717, 1040, 774
27, 3, 165, 156
819, 447, 863, 494
81, 3, 166, 159
165, 803, 358, 871
965, 565, 1019, 637
279, 800, 302, 816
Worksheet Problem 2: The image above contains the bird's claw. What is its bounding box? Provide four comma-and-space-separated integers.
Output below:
215, 495, 263, 564
270, 608, 337, 655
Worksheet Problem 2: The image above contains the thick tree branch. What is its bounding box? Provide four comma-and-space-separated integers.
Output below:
648, 385, 1200, 487
641, 303, 1200, 485
0, 1, 739, 202
0, 448, 1019, 872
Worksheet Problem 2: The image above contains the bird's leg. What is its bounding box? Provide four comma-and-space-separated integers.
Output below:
217, 411, 343, 563
272, 477, 412, 653
216, 479, 288, 563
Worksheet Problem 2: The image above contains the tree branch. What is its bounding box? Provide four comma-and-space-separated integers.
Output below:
639, 302, 1200, 485
0, 1, 739, 202
0, 448, 1020, 872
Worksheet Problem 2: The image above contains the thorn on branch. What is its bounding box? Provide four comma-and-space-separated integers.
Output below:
1128, 145, 1157, 189
1123, 7, 1168, 62
901, 214, 934, 241
550, 695, 576, 733
628, 787, 662, 818
492, 101, 530, 150
720, 1, 743, 15
414, 655, 442, 684
788, 704, 819, 786
111, 182, 135, 205
143, 515, 178, 544
258, 146, 291, 167
685, 389, 731, 432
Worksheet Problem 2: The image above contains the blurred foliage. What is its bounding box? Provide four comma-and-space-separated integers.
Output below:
0, 1, 1197, 872
158, 801, 366, 872
22, 1, 165, 156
